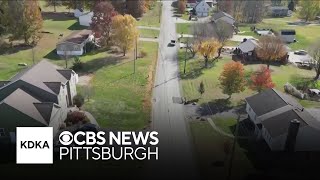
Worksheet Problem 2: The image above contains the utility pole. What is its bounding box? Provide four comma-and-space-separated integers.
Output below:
226, 115, 241, 180
32, 46, 35, 65
134, 38, 137, 74
159, 3, 162, 23
183, 39, 189, 74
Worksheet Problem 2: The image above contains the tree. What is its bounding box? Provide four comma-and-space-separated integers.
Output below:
91, 1, 117, 47
126, 0, 145, 18
217, 0, 233, 14
66, 111, 89, 126
197, 39, 221, 67
250, 65, 275, 92
198, 81, 205, 97
299, 1, 320, 22
219, 61, 246, 98
309, 41, 320, 80
214, 21, 233, 58
111, 14, 139, 56
0, 1, 10, 36
73, 94, 85, 108
242, 0, 264, 23
21, 0, 43, 45
255, 36, 287, 69
177, 0, 186, 14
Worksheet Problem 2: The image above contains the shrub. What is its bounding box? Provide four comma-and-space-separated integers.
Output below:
73, 94, 85, 108
138, 50, 147, 58
72, 56, 83, 71
65, 111, 89, 126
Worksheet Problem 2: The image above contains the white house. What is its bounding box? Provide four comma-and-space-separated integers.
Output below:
56, 29, 94, 56
245, 88, 320, 151
74, 9, 84, 18
194, 0, 211, 17
212, 11, 235, 25
0, 60, 79, 138
79, 12, 93, 27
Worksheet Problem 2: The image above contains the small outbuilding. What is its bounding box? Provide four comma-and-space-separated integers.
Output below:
56, 30, 94, 56
280, 29, 296, 43
79, 12, 93, 27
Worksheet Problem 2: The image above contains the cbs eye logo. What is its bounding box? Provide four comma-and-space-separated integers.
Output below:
59, 131, 73, 146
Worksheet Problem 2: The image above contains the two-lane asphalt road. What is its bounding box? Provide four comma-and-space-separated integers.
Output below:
150, 1, 198, 179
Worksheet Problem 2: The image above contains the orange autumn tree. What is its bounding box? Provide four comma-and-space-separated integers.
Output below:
219, 61, 246, 99
250, 65, 275, 92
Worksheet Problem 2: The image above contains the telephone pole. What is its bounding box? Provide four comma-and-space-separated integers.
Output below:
183, 39, 189, 74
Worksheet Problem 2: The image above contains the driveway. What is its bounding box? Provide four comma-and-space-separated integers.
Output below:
288, 51, 313, 65
230, 35, 254, 42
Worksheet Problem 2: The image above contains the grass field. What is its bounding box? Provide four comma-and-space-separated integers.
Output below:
0, 14, 77, 80
78, 41, 158, 130
137, 2, 161, 27
178, 50, 319, 107
139, 29, 160, 38
190, 121, 254, 180
176, 23, 192, 34
213, 117, 237, 134
238, 15, 320, 50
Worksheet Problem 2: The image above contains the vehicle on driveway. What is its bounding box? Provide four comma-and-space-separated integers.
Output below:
294, 50, 308, 55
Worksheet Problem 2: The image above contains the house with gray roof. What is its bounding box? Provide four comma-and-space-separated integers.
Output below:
245, 88, 320, 151
212, 11, 235, 25
0, 60, 79, 140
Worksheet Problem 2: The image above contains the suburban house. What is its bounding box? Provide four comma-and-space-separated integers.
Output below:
187, 0, 197, 7
194, 0, 211, 17
234, 38, 258, 60
0, 60, 79, 140
269, 6, 289, 17
79, 12, 93, 27
280, 29, 296, 43
245, 88, 320, 151
56, 29, 94, 56
212, 11, 235, 26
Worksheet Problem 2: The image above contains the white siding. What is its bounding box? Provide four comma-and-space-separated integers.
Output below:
79, 12, 93, 27
57, 49, 84, 56
195, 1, 211, 17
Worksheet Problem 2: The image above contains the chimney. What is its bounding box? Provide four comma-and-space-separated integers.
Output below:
285, 119, 300, 152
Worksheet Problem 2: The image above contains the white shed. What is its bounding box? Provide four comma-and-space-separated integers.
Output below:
194, 0, 211, 17
79, 12, 93, 27
74, 9, 84, 18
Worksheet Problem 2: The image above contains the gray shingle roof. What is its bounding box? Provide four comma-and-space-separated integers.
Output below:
212, 11, 234, 21
245, 89, 290, 116
261, 109, 307, 138
58, 29, 92, 45
3, 88, 48, 125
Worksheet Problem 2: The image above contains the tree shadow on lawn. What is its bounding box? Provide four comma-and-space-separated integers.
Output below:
180, 59, 218, 80
79, 55, 126, 74
42, 12, 75, 21
0, 43, 33, 56
68, 22, 87, 30
197, 98, 233, 116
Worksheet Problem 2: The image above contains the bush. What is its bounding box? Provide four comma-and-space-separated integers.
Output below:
65, 111, 89, 126
72, 56, 83, 71
73, 94, 85, 108
138, 50, 147, 58
85, 41, 95, 53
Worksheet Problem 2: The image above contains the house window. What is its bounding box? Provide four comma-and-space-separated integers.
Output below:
0, 128, 5, 137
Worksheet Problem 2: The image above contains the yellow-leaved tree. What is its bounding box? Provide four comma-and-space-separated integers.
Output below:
197, 39, 221, 68
111, 14, 139, 56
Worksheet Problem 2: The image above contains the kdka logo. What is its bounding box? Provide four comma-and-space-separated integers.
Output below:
16, 127, 53, 164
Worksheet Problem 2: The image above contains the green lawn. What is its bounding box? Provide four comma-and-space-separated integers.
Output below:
139, 29, 159, 38
225, 40, 239, 47
79, 41, 158, 130
176, 23, 192, 34
179, 50, 318, 107
213, 117, 237, 134
0, 14, 77, 80
137, 2, 161, 27
190, 121, 254, 180
238, 15, 320, 50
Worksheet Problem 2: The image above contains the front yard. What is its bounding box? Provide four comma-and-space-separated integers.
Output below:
179, 50, 319, 108
78, 41, 158, 130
